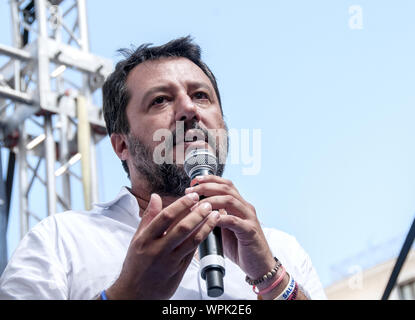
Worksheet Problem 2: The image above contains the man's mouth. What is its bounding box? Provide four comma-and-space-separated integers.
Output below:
175, 139, 209, 152
158, 125, 218, 164
183, 140, 208, 149
175, 128, 209, 149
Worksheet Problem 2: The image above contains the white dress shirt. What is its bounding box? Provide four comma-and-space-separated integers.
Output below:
0, 187, 326, 300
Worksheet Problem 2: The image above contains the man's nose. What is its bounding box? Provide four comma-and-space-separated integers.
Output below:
174, 94, 201, 123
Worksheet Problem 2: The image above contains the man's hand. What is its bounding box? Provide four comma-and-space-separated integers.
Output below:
185, 176, 276, 282
186, 176, 310, 300
105, 192, 220, 300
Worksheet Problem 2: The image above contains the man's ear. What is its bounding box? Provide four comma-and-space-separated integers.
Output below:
110, 133, 129, 161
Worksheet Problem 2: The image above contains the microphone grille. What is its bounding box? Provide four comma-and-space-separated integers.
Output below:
184, 149, 218, 178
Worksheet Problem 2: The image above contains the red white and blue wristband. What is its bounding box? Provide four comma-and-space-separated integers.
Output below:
275, 273, 296, 300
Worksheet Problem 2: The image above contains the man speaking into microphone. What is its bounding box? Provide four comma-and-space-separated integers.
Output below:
0, 36, 326, 300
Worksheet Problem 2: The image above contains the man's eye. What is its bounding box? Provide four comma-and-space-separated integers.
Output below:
151, 96, 167, 106
193, 92, 209, 100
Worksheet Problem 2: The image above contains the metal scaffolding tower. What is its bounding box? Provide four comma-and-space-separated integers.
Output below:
0, 0, 112, 272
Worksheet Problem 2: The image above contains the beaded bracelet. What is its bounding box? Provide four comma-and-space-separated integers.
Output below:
245, 257, 282, 286
253, 265, 286, 295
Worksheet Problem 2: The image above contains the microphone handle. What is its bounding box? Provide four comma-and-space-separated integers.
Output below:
198, 194, 225, 297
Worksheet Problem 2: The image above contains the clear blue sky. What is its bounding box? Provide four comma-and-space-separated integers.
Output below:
1, 0, 415, 289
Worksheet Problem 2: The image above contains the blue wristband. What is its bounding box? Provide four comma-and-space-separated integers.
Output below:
100, 290, 108, 300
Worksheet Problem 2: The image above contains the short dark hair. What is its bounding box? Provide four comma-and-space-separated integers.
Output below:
102, 36, 222, 138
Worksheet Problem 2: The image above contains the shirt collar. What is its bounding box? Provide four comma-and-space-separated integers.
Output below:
93, 186, 140, 217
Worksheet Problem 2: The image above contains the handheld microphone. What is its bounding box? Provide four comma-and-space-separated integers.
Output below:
184, 148, 225, 297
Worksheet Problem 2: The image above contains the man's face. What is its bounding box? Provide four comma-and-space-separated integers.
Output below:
126, 57, 225, 156
115, 57, 227, 195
